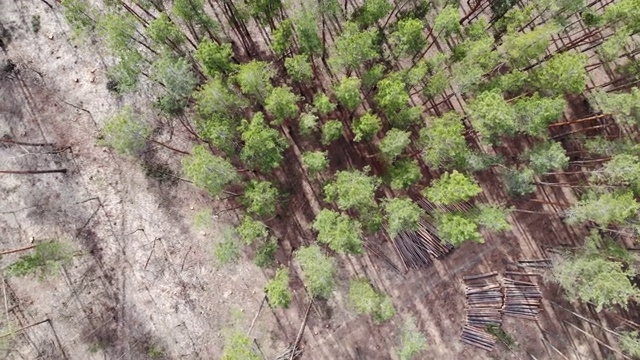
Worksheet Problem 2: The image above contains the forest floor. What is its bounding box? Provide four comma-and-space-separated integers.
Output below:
1, 0, 639, 359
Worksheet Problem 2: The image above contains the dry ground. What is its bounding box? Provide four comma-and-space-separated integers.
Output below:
1, 0, 638, 359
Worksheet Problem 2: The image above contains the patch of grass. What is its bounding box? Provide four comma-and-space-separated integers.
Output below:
193, 208, 214, 230
486, 324, 515, 348
31, 15, 41, 34
213, 226, 240, 265
397, 316, 427, 360
147, 343, 164, 359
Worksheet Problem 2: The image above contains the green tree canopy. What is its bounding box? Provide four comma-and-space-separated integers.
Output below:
389, 159, 422, 189
433, 5, 461, 38
264, 268, 291, 308
475, 203, 512, 232
353, 112, 382, 142
513, 93, 566, 137
436, 212, 483, 246
384, 197, 424, 238
296, 245, 336, 298
379, 129, 411, 160
334, 76, 362, 111
195, 78, 247, 118
195, 39, 234, 77
151, 55, 198, 115
504, 167, 536, 196
357, 0, 392, 27
553, 247, 640, 312
419, 112, 469, 169
501, 24, 558, 68
348, 278, 395, 323
390, 18, 427, 57
235, 60, 274, 100
375, 78, 410, 124
313, 93, 337, 115
196, 113, 238, 155
467, 90, 517, 144
182, 145, 239, 197
423, 170, 482, 205
272, 19, 293, 55
221, 332, 260, 360
532, 51, 588, 95
302, 151, 329, 175
243, 180, 279, 217
588, 88, 640, 127
321, 120, 344, 144
285, 54, 314, 83
239, 112, 289, 172
525, 141, 569, 174
324, 168, 380, 211
295, 10, 322, 55
619, 331, 640, 358
331, 22, 379, 71
146, 13, 186, 50
592, 154, 640, 192
565, 191, 640, 227
237, 216, 269, 245
265, 86, 300, 124
100, 107, 151, 156
298, 112, 319, 136
312, 209, 363, 254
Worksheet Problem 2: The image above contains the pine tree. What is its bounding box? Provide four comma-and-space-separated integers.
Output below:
195, 39, 234, 77
352, 112, 382, 142
182, 145, 239, 197
384, 197, 424, 238
348, 278, 395, 323
331, 22, 379, 72
243, 180, 280, 217
264, 268, 291, 308
334, 76, 362, 111
324, 168, 380, 212
312, 209, 363, 254
296, 245, 336, 299
264, 86, 300, 125
379, 129, 411, 160
467, 90, 517, 144
423, 170, 482, 205
239, 112, 289, 172
100, 107, 151, 156
419, 112, 469, 169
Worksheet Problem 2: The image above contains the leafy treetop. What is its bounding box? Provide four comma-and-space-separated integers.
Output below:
423, 170, 482, 205
312, 209, 363, 254
239, 112, 289, 172
324, 168, 380, 211
296, 245, 336, 299
384, 197, 425, 238
182, 144, 239, 197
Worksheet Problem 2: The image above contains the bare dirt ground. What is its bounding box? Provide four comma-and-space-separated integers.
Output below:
1, 0, 638, 360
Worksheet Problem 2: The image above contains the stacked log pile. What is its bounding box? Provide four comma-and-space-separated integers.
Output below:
502, 274, 543, 320
461, 272, 503, 351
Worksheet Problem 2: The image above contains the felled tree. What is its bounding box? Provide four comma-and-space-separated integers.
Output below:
433, 5, 461, 38
296, 245, 336, 299
565, 191, 640, 227
147, 13, 186, 50
100, 107, 151, 156
182, 145, 239, 197
389, 159, 421, 189
312, 209, 363, 254
419, 112, 469, 169
295, 10, 322, 55
235, 60, 274, 100
588, 88, 640, 127
384, 197, 424, 238
390, 18, 426, 57
503, 167, 536, 196
271, 19, 293, 55
264, 86, 300, 124
467, 90, 517, 144
285, 54, 313, 83
532, 51, 588, 95
397, 316, 428, 360
237, 216, 269, 245
243, 180, 279, 217
592, 154, 640, 192
501, 24, 558, 68
195, 78, 247, 118
264, 268, 291, 308
423, 170, 482, 205
324, 168, 380, 211
298, 112, 319, 136
475, 203, 512, 232
334, 76, 362, 111
151, 55, 198, 115
513, 93, 566, 137
195, 39, 234, 77
553, 249, 640, 311
5, 241, 73, 278
313, 93, 336, 115
321, 120, 344, 144
524, 141, 569, 174
379, 129, 411, 160
239, 112, 289, 172
301, 151, 329, 175
375, 78, 411, 127
352, 112, 382, 142
357, 0, 392, 27
331, 22, 379, 72
436, 212, 483, 246
221, 332, 261, 360
348, 278, 395, 323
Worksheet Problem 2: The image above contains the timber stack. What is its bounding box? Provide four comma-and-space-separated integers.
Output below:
461, 272, 503, 351
502, 274, 543, 320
